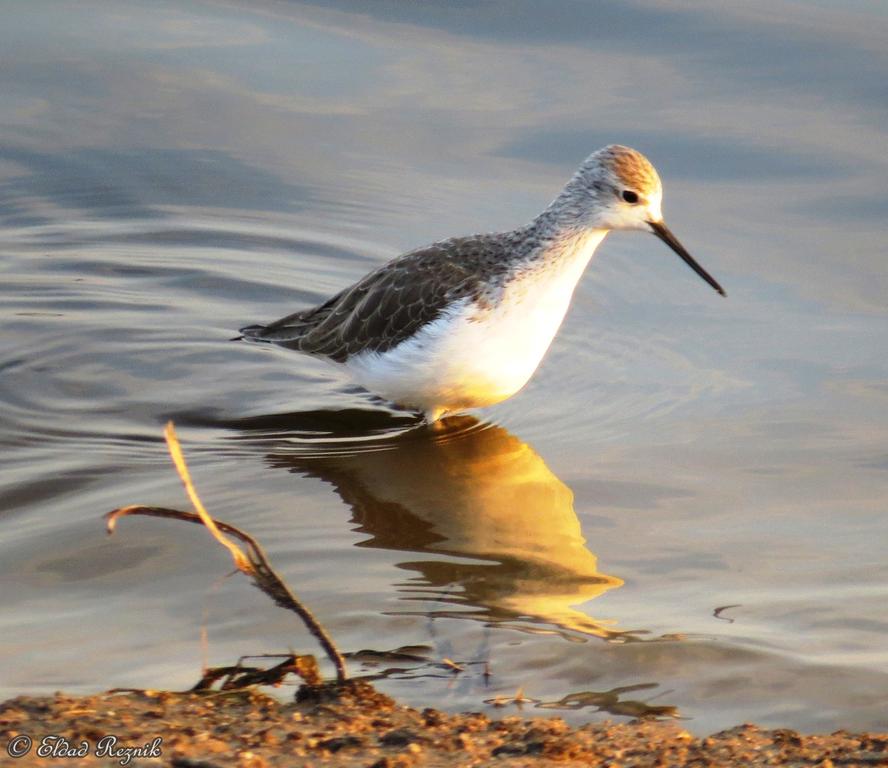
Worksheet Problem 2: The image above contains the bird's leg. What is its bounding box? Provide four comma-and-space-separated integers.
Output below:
423, 407, 447, 425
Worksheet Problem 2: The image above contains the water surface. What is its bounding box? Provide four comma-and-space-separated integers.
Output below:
2, 0, 888, 734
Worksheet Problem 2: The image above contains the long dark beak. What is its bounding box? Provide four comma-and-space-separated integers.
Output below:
649, 220, 726, 297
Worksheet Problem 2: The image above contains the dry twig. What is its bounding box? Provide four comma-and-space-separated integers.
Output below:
105, 421, 347, 683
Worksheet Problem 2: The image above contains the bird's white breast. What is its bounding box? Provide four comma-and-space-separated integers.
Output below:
344, 232, 605, 418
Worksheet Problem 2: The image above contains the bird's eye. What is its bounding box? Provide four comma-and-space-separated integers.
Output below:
622, 190, 639, 204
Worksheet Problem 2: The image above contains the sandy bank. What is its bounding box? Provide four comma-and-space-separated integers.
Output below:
3, 681, 886, 767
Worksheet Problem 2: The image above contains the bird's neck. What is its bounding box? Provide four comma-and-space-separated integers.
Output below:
515, 204, 609, 274
543, 225, 608, 267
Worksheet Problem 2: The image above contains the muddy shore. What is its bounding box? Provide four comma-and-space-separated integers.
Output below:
2, 681, 886, 767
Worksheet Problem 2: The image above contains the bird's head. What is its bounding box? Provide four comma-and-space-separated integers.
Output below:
560, 144, 725, 296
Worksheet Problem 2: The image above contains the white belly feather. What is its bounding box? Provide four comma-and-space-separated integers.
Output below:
344, 233, 604, 419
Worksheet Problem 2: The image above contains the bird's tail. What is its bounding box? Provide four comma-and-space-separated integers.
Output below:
232, 324, 269, 342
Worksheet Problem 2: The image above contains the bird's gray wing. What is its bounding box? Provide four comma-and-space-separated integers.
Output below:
239, 239, 492, 363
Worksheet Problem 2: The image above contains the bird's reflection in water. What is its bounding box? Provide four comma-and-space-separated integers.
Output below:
264, 413, 630, 642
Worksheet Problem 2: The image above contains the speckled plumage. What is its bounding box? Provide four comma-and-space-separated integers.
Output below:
239, 145, 723, 420
240, 228, 535, 363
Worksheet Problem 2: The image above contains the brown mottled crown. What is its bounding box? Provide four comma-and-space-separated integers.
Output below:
599, 144, 661, 196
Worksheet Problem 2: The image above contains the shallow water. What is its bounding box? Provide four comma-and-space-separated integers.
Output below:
2, 0, 888, 734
